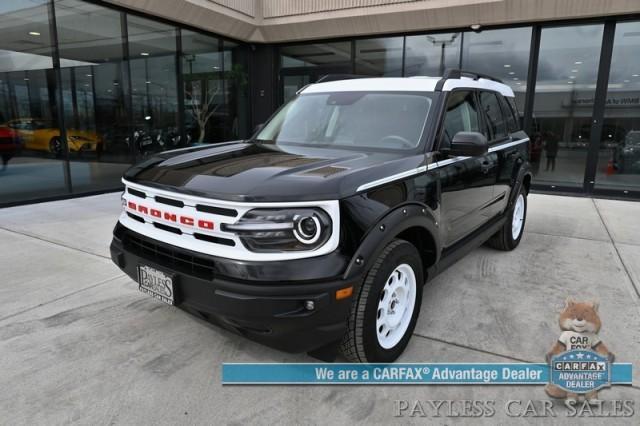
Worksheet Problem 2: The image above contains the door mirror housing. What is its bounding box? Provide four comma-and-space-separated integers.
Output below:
448, 131, 489, 157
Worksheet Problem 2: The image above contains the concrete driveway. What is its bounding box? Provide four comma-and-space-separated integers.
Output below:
0, 193, 638, 424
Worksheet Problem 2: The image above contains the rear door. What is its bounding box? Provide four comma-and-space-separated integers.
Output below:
477, 91, 509, 216
435, 90, 498, 247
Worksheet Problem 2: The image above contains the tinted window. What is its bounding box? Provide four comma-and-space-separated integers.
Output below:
499, 95, 519, 132
480, 91, 508, 141
440, 91, 480, 149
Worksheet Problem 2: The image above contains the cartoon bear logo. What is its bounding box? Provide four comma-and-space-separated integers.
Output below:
545, 298, 615, 403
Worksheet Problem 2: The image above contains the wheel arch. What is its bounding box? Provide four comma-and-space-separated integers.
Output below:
342, 202, 440, 283
509, 162, 532, 208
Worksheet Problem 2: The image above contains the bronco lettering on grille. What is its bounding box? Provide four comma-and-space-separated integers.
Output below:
127, 201, 215, 231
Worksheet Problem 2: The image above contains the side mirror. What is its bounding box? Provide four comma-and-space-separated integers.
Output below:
448, 131, 488, 157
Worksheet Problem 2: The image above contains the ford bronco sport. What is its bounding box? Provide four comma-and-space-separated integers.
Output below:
110, 69, 532, 363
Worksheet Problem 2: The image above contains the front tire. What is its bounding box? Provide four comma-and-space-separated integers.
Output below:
340, 239, 423, 362
487, 186, 527, 251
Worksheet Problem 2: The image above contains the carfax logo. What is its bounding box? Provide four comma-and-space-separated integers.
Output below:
550, 350, 610, 393
545, 298, 615, 403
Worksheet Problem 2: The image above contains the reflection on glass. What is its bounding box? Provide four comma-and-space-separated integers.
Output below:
282, 75, 310, 105
404, 33, 461, 77
182, 30, 222, 145
56, 0, 132, 192
181, 31, 249, 144
462, 27, 532, 111
0, 0, 69, 204
223, 40, 249, 141
280, 42, 351, 68
595, 21, 640, 193
128, 15, 178, 157
531, 24, 604, 187
355, 37, 403, 76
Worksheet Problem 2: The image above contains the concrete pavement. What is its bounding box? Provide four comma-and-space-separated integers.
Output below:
0, 192, 639, 424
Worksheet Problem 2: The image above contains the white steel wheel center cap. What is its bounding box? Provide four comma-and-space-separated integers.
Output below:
376, 263, 417, 349
512, 194, 525, 240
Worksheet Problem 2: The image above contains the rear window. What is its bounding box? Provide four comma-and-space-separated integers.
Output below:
500, 95, 520, 133
480, 91, 508, 141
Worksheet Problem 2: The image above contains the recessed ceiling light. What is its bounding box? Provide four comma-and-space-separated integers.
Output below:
571, 69, 578, 73
145, 80, 151, 84
29, 31, 40, 36
113, 82, 119, 85
140, 52, 150, 56
575, 61, 583, 65
212, 66, 220, 70
508, 71, 515, 75
470, 24, 482, 31
503, 64, 511, 68
567, 81, 574, 84
84, 84, 89, 87
513, 77, 519, 80
145, 116, 151, 120
24, 78, 29, 81
569, 75, 576, 79
516, 82, 522, 85
633, 74, 640, 77
624, 80, 630, 83
86, 74, 92, 77
107, 89, 112, 92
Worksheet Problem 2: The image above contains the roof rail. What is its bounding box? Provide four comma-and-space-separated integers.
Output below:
435, 68, 503, 90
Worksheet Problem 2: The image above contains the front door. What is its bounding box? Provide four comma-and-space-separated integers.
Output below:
435, 90, 498, 247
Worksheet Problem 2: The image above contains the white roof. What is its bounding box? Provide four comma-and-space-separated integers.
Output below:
300, 76, 515, 98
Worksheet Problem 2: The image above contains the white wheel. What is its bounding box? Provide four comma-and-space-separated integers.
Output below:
376, 263, 417, 349
511, 193, 525, 240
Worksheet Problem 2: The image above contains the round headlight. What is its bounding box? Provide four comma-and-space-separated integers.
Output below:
294, 215, 321, 244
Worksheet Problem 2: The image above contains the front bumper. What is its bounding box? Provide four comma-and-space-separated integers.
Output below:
110, 222, 356, 353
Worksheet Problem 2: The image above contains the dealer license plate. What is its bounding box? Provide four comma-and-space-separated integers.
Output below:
137, 265, 175, 305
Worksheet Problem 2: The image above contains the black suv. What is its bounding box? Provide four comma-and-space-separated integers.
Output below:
110, 70, 531, 363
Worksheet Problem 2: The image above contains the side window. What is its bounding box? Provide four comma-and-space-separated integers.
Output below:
480, 91, 508, 141
499, 95, 519, 133
439, 90, 480, 149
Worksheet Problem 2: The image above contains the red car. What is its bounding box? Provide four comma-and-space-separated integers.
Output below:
0, 126, 22, 170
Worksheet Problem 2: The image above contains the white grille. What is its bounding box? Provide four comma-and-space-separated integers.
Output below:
119, 179, 340, 261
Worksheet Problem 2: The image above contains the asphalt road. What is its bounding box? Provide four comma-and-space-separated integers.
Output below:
0, 192, 639, 424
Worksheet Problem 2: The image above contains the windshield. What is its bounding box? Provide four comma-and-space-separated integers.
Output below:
256, 92, 435, 151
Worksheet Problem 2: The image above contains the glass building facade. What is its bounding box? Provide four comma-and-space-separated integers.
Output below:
278, 18, 640, 199
0, 1, 638, 205
0, 0, 249, 206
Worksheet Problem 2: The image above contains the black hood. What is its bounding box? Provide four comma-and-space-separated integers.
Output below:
124, 141, 425, 202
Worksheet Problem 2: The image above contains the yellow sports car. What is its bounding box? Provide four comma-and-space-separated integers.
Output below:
5, 118, 102, 156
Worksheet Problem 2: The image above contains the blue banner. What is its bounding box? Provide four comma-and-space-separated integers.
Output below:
222, 362, 633, 385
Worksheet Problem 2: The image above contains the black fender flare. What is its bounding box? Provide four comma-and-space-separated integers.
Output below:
341, 202, 440, 281
508, 162, 532, 208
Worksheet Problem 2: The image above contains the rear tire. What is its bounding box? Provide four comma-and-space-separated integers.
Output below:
340, 239, 423, 363
487, 186, 527, 251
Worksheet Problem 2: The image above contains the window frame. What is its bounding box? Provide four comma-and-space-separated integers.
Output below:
434, 88, 484, 152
